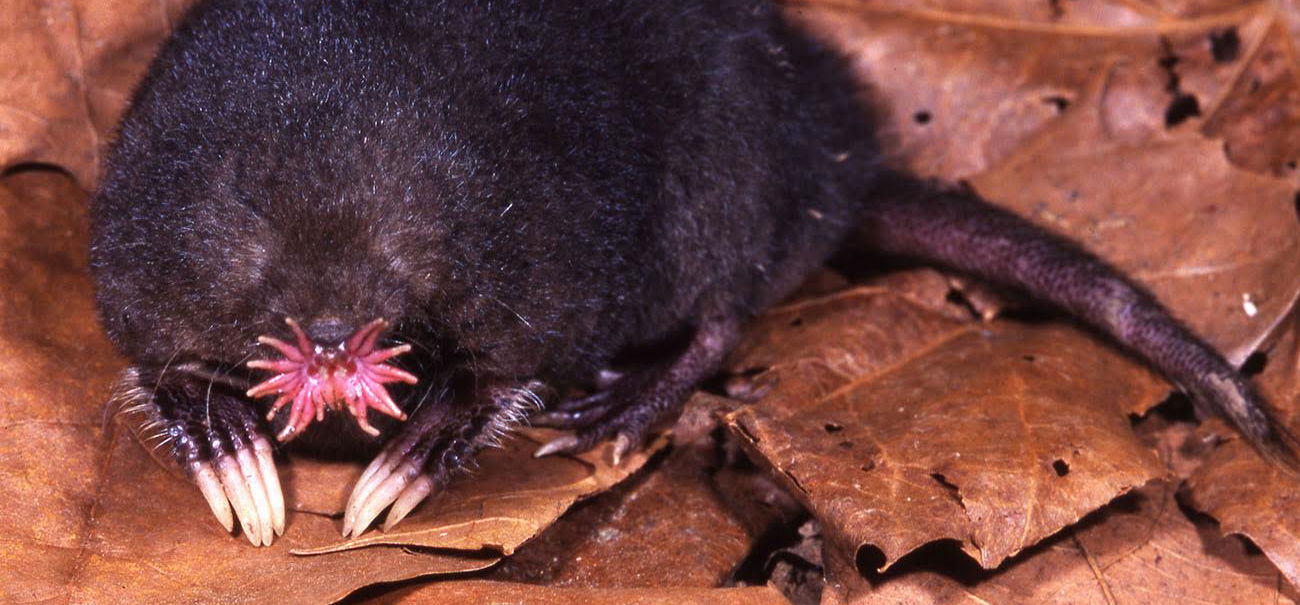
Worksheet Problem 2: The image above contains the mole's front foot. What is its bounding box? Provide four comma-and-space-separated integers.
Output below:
112, 366, 285, 546
342, 383, 543, 537
531, 316, 740, 464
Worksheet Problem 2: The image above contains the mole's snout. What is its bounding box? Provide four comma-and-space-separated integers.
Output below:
245, 317, 418, 441
305, 317, 352, 346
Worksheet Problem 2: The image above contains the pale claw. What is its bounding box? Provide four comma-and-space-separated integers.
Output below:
533, 432, 634, 465
342, 455, 421, 538
383, 474, 435, 531
342, 451, 394, 534
191, 439, 285, 546
214, 456, 264, 546
251, 437, 286, 536
533, 434, 580, 459
235, 448, 274, 546
339, 382, 537, 538
194, 464, 234, 532
611, 433, 633, 466
595, 368, 624, 389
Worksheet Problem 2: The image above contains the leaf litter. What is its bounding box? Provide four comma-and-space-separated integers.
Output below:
4, 0, 1300, 603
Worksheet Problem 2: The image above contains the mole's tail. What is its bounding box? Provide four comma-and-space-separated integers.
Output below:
861, 170, 1299, 469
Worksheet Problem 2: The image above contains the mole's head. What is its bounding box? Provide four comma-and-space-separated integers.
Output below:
89, 109, 452, 440
245, 214, 427, 443
87, 6, 461, 441
91, 151, 444, 438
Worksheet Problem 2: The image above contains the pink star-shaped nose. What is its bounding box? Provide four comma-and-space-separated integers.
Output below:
246, 318, 418, 441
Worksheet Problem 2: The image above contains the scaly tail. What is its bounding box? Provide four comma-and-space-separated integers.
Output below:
860, 171, 1299, 469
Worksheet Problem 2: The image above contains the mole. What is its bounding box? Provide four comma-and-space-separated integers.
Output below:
89, 0, 1296, 547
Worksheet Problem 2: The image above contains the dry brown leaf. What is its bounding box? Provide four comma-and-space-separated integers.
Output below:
1184, 308, 1300, 589
52, 430, 499, 605
786, 0, 1184, 179
0, 170, 124, 604
11, 0, 1300, 600
977, 104, 1300, 364
292, 430, 663, 556
970, 80, 1300, 364
828, 483, 1298, 604
369, 581, 792, 605
723, 282, 1170, 571
0, 0, 191, 185
787, 0, 1300, 589
789, 0, 1290, 176
0, 168, 662, 603
1186, 435, 1300, 589
1175, 8, 1300, 185
68, 428, 660, 603
0, 170, 484, 603
793, 0, 1300, 360
488, 419, 754, 588
1146, 0, 1264, 18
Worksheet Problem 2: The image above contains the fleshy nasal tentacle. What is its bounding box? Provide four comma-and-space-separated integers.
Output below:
365, 343, 414, 365
346, 318, 389, 356
255, 336, 306, 363
359, 378, 408, 420
246, 317, 418, 441
284, 317, 314, 355
264, 393, 294, 422
367, 361, 418, 384
245, 370, 301, 399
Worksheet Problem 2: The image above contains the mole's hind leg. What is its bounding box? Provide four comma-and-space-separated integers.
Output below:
532, 315, 741, 464
111, 365, 284, 546
341, 382, 544, 537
